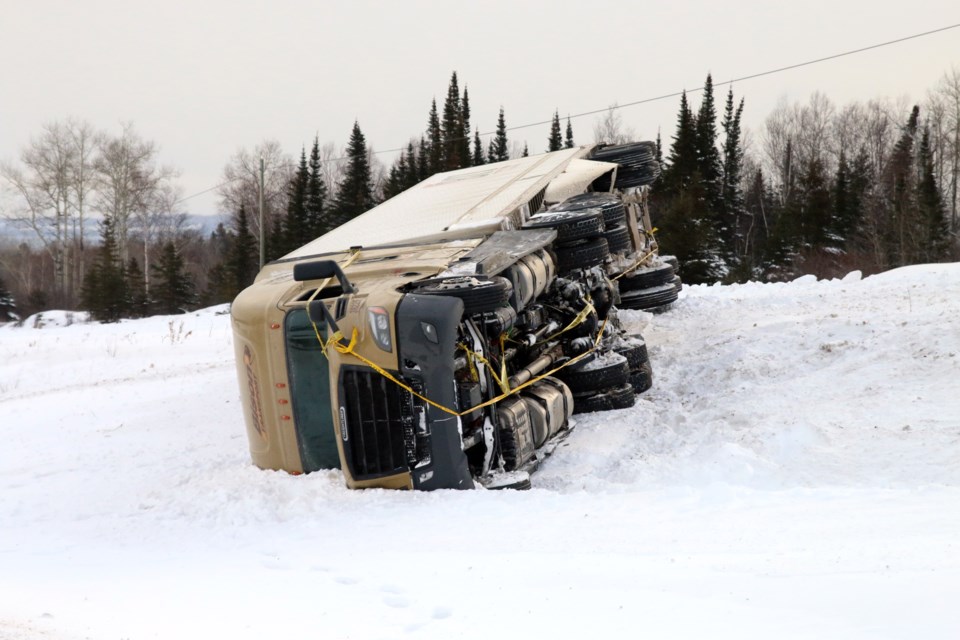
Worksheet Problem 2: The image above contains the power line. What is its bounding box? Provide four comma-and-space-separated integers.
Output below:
175, 22, 959, 206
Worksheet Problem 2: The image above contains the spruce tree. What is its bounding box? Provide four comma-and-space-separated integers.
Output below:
82, 215, 129, 323
522, 143, 529, 157
720, 89, 746, 258
0, 274, 18, 322
797, 157, 832, 248
695, 74, 723, 213
404, 142, 419, 189
564, 117, 575, 149
283, 148, 310, 252
473, 131, 485, 166
151, 241, 196, 315
460, 85, 473, 167
125, 257, 149, 318
489, 107, 509, 163
306, 136, 329, 237
663, 91, 698, 193
548, 110, 563, 152
230, 204, 258, 293
426, 99, 442, 175
417, 137, 430, 182
332, 121, 376, 226
884, 105, 920, 267
917, 126, 951, 261
441, 72, 465, 170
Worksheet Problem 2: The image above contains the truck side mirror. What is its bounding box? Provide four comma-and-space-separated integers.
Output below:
308, 299, 341, 335
293, 260, 357, 293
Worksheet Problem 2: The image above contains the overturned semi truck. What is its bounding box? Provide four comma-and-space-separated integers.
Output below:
230, 142, 680, 490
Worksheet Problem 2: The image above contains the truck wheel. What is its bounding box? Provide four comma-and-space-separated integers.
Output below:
617, 263, 675, 292
414, 276, 512, 315
557, 352, 629, 393
603, 224, 632, 254
613, 337, 648, 370
554, 237, 610, 274
524, 210, 604, 244
572, 383, 636, 414
661, 255, 679, 270
553, 195, 626, 227
617, 282, 679, 311
629, 362, 653, 394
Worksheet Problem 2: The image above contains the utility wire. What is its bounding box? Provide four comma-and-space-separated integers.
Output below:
175, 22, 960, 206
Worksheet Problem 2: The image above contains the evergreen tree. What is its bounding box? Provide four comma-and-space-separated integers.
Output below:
151, 241, 196, 315
564, 117, 574, 149
656, 185, 726, 284
382, 158, 405, 201
426, 99, 442, 175
797, 157, 833, 248
266, 213, 285, 263
306, 136, 329, 236
404, 142, 419, 189
489, 107, 509, 163
417, 137, 431, 182
662, 91, 698, 193
332, 121, 376, 226
230, 204, 258, 294
0, 274, 19, 322
459, 85, 473, 167
548, 110, 563, 152
441, 72, 466, 170
719, 89, 746, 258
917, 126, 951, 261
473, 131, 485, 166
884, 105, 920, 267
82, 215, 129, 323
125, 257, 149, 318
283, 148, 310, 253
695, 74, 723, 213
522, 143, 529, 158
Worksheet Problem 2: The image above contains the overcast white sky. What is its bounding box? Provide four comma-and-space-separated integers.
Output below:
1, 0, 958, 218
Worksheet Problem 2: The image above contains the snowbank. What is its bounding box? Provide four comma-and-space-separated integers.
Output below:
1, 268, 958, 639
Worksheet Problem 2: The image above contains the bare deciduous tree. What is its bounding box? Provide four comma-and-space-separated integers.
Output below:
94, 123, 176, 265
0, 119, 96, 306
218, 140, 294, 238
593, 104, 636, 146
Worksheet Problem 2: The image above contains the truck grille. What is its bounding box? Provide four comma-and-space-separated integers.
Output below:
341, 369, 425, 479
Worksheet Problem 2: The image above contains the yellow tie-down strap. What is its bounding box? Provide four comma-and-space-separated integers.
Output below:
612, 248, 657, 282
311, 301, 607, 418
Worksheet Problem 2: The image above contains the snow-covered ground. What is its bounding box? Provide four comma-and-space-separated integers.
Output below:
2, 265, 959, 639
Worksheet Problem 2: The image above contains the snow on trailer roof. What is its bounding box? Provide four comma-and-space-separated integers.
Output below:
285, 145, 617, 259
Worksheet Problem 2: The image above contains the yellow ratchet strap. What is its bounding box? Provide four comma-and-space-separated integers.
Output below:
312, 299, 608, 417
612, 249, 657, 281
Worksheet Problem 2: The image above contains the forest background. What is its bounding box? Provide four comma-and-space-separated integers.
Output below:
1, 66, 958, 323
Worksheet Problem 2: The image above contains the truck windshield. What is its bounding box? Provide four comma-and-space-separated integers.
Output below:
284, 308, 340, 471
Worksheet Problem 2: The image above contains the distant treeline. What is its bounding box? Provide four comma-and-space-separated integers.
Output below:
1, 69, 957, 322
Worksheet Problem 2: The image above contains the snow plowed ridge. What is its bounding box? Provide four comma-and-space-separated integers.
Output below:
2, 267, 959, 639
539, 265, 960, 491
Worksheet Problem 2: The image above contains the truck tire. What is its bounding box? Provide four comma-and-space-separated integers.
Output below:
617, 263, 675, 293
603, 224, 632, 254
557, 352, 629, 393
617, 282, 679, 311
554, 237, 610, 274
524, 210, 604, 244
572, 383, 636, 414
553, 195, 626, 227
613, 337, 648, 370
414, 276, 512, 315
629, 361, 653, 394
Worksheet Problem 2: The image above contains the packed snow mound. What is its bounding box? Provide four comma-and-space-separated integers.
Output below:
539, 263, 960, 491
2, 267, 958, 639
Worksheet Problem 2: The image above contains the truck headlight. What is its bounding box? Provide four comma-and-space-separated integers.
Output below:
367, 307, 392, 352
